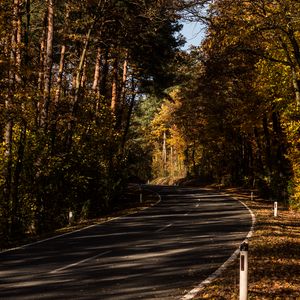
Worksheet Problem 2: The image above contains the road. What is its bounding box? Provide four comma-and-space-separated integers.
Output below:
0, 186, 252, 300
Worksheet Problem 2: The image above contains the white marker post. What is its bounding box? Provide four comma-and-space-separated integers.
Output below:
274, 201, 278, 217
68, 211, 74, 225
139, 185, 143, 203
251, 192, 253, 201
240, 241, 248, 300
140, 192, 143, 203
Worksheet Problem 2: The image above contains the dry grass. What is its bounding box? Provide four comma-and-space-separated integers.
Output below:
194, 188, 300, 300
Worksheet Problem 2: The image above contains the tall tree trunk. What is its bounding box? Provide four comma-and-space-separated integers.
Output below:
51, 43, 66, 153
54, 5, 69, 106
41, 0, 54, 128
272, 111, 287, 178
65, 26, 93, 150
291, 68, 300, 106
3, 0, 22, 237
3, 118, 13, 237
263, 115, 272, 175
92, 48, 102, 112
100, 48, 109, 99
11, 123, 27, 236
121, 57, 128, 105
54, 45, 66, 105
92, 47, 101, 93
111, 57, 119, 113
80, 61, 87, 88
121, 77, 136, 150
24, 0, 30, 68
253, 127, 264, 172
37, 13, 47, 126
118, 56, 128, 128
162, 131, 167, 175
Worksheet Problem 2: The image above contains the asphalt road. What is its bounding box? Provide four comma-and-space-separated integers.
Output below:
0, 186, 252, 300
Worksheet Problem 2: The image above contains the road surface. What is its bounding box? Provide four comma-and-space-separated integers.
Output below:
0, 186, 252, 299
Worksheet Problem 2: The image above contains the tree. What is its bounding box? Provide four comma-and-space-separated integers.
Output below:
0, 0, 184, 245
174, 0, 299, 203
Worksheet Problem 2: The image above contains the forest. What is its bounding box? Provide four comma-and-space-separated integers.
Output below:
0, 0, 299, 246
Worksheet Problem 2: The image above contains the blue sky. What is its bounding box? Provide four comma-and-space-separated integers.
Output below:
180, 22, 206, 50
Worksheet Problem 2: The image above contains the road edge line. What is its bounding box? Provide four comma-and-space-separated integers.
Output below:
181, 193, 256, 300
1, 188, 162, 254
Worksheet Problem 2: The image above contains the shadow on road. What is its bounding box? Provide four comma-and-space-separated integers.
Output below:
0, 186, 252, 299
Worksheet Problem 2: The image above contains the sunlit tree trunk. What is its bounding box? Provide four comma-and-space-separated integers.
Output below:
92, 48, 102, 112
37, 13, 47, 126
291, 69, 300, 107
121, 56, 128, 105
111, 57, 119, 113
41, 0, 54, 128
92, 48, 101, 93
162, 131, 167, 175
24, 0, 30, 68
117, 55, 129, 127
54, 45, 66, 105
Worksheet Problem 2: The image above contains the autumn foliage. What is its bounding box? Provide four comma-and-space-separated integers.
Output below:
0, 0, 183, 246
144, 0, 300, 206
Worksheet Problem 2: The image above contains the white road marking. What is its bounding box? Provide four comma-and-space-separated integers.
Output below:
181, 195, 256, 300
49, 250, 111, 274
155, 223, 172, 233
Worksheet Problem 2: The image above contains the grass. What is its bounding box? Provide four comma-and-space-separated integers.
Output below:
193, 188, 300, 300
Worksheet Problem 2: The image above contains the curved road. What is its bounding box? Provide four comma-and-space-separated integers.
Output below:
0, 186, 252, 299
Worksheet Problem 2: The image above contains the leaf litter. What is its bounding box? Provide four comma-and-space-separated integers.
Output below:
193, 188, 300, 300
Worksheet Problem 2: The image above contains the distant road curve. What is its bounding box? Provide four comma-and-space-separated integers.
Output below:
0, 185, 252, 300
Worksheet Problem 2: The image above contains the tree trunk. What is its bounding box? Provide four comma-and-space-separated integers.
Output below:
272, 111, 287, 177
111, 57, 119, 113
117, 56, 128, 128
11, 123, 27, 236
291, 68, 300, 106
92, 47, 101, 93
65, 26, 93, 150
121, 77, 136, 150
36, 13, 47, 126
253, 126, 264, 172
41, 0, 54, 128
24, 0, 30, 68
162, 131, 167, 175
54, 44, 66, 105
3, 0, 22, 237
100, 49, 109, 99
121, 57, 128, 105
262, 115, 272, 174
